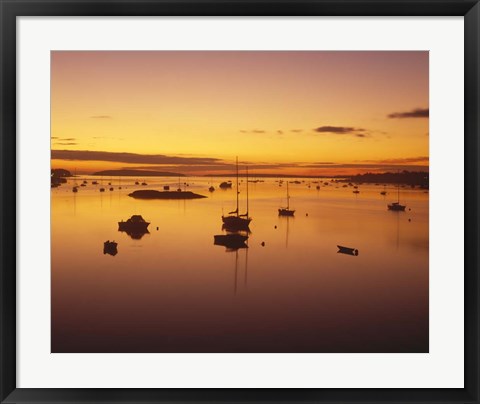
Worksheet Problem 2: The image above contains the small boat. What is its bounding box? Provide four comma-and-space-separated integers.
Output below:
222, 159, 252, 230
141, 182, 147, 186
72, 186, 78, 193
92, 181, 98, 185
83, 180, 88, 184
388, 177, 406, 211
278, 181, 295, 216
353, 190, 360, 194
380, 185, 387, 196
209, 186, 215, 192
135, 181, 139, 185
109, 187, 114, 191
99, 188, 105, 192
80, 183, 86, 187
163, 185, 170, 191
388, 201, 406, 211
337, 245, 358, 256
219, 181, 232, 189
118, 215, 150, 232
103, 240, 118, 256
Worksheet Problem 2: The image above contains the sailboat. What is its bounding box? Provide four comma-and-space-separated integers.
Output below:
388, 177, 406, 211
380, 184, 387, 195
278, 181, 295, 216
222, 158, 252, 230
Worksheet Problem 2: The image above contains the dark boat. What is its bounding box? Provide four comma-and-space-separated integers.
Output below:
388, 202, 406, 211
222, 159, 251, 230
103, 240, 118, 256
99, 188, 105, 192
388, 178, 406, 211
209, 186, 215, 192
141, 182, 147, 186
92, 181, 98, 185
353, 190, 360, 194
278, 181, 295, 216
380, 185, 387, 196
219, 181, 232, 189
337, 245, 358, 256
163, 185, 170, 190
118, 215, 150, 232
72, 186, 78, 193
214, 233, 248, 249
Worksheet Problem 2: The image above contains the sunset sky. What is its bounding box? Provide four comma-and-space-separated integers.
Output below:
51, 51, 428, 176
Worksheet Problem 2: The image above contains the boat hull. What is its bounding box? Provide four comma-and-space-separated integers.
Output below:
222, 215, 251, 230
278, 208, 295, 216
387, 203, 406, 211
337, 245, 358, 256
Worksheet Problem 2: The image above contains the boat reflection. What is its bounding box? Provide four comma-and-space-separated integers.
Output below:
214, 232, 248, 251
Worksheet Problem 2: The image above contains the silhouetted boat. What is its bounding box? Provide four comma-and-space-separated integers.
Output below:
388, 202, 406, 211
353, 190, 360, 194
337, 245, 358, 256
278, 181, 295, 216
164, 185, 170, 190
92, 181, 98, 185
219, 181, 232, 189
118, 215, 150, 232
380, 185, 387, 195
103, 240, 118, 256
209, 186, 215, 192
222, 158, 251, 230
72, 186, 78, 193
99, 188, 105, 192
141, 182, 147, 186
388, 178, 406, 211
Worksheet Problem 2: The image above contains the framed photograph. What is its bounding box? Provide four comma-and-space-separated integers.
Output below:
1, 0, 478, 403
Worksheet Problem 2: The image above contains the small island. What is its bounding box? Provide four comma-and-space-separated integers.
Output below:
128, 190, 207, 200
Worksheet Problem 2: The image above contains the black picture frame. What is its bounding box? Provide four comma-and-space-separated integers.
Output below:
1, 1, 478, 403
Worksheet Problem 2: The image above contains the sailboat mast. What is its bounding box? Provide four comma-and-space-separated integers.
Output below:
236, 156, 239, 217
286, 181, 290, 209
246, 166, 249, 217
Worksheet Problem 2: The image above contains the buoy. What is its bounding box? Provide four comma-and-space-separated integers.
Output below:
306, 213, 308, 217
156, 227, 159, 230
274, 225, 277, 229
261, 242, 265, 246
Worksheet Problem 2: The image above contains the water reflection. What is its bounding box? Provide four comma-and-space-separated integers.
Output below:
52, 176, 429, 353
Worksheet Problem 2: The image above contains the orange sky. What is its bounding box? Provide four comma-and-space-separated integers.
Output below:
51, 51, 429, 176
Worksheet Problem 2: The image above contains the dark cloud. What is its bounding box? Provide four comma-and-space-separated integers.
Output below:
90, 115, 112, 119
51, 150, 223, 165
388, 108, 429, 119
301, 163, 428, 171
361, 156, 429, 164
314, 126, 366, 134
239, 129, 267, 134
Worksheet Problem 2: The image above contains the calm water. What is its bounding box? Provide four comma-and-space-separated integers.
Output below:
51, 177, 428, 353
